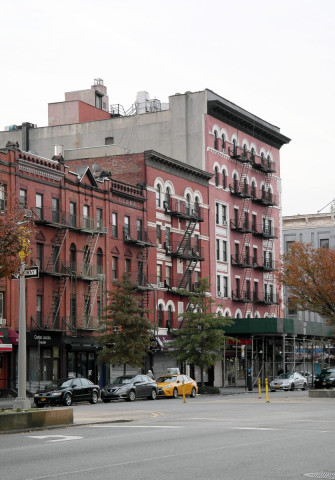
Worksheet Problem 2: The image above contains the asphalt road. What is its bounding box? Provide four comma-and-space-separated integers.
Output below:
1, 391, 335, 480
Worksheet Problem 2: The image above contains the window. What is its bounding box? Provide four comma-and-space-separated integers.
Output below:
52, 198, 60, 223
223, 277, 228, 297
214, 167, 219, 187
19, 189, 27, 209
165, 187, 171, 208
166, 265, 171, 286
217, 275, 221, 294
216, 239, 220, 261
70, 243, 76, 272
156, 224, 162, 246
253, 247, 257, 266
112, 257, 118, 280
167, 306, 172, 331
222, 205, 227, 224
215, 203, 219, 224
320, 239, 329, 249
83, 205, 90, 228
214, 130, 218, 150
96, 208, 103, 230
156, 184, 161, 208
288, 296, 297, 315
165, 226, 171, 247
95, 94, 102, 109
36, 243, 43, 270
234, 208, 239, 227
97, 248, 103, 274
222, 240, 227, 262
157, 304, 163, 328
36, 193, 43, 219
243, 144, 247, 158
250, 147, 255, 161
69, 202, 76, 227
233, 138, 237, 156
233, 173, 238, 192
0, 185, 6, 211
137, 219, 143, 241
157, 264, 162, 284
253, 281, 258, 301
186, 194, 191, 215
125, 258, 131, 275
221, 134, 225, 152
105, 137, 114, 145
244, 211, 249, 230
0, 292, 3, 319
222, 170, 227, 189
137, 261, 144, 285
194, 196, 200, 216
194, 234, 199, 253
251, 181, 256, 198
112, 213, 118, 237
252, 214, 257, 232
245, 245, 250, 265
36, 295, 42, 327
124, 216, 130, 235
234, 243, 239, 263
243, 177, 248, 195
236, 278, 240, 298
246, 279, 251, 300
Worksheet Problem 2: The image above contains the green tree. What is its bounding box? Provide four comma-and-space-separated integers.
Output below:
98, 274, 154, 374
170, 278, 233, 386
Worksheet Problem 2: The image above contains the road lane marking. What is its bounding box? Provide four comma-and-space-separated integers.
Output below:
88, 425, 182, 428
27, 435, 83, 442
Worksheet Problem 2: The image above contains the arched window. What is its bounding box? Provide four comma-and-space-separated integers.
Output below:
165, 187, 171, 209
186, 193, 191, 215
70, 243, 76, 272
222, 170, 227, 189
97, 247, 103, 274
214, 167, 219, 187
233, 173, 238, 192
194, 196, 199, 216
214, 130, 218, 150
243, 177, 248, 195
157, 304, 163, 328
261, 184, 266, 199
233, 138, 237, 156
167, 305, 172, 332
83, 245, 90, 275
243, 144, 247, 158
261, 152, 265, 165
251, 181, 256, 198
156, 184, 161, 208
250, 147, 255, 162
221, 134, 225, 152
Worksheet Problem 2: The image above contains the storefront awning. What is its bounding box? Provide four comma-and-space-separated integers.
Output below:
157, 334, 175, 351
0, 328, 18, 352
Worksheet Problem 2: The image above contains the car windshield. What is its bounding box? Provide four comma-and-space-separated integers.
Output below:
45, 379, 73, 389
277, 373, 293, 379
111, 376, 134, 385
157, 376, 176, 383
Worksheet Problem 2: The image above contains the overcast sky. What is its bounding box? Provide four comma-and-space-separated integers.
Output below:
1, 0, 334, 217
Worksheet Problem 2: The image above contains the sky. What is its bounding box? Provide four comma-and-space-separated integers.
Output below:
1, 0, 334, 217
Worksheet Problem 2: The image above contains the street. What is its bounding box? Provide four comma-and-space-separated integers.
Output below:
1, 391, 335, 480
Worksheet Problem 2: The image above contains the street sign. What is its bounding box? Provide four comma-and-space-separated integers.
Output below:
11, 266, 39, 279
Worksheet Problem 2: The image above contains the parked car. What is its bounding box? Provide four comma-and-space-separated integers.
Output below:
34, 377, 100, 407
300, 371, 314, 385
101, 375, 158, 402
156, 374, 198, 398
269, 372, 307, 392
314, 368, 335, 389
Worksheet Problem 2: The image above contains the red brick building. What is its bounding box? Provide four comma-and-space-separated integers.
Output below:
0, 144, 211, 391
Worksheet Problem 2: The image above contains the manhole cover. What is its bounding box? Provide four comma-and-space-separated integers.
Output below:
304, 474, 335, 479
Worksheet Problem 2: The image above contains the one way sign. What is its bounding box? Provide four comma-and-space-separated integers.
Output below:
12, 266, 39, 279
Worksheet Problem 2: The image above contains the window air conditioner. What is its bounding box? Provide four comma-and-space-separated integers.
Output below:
158, 282, 165, 288
0, 318, 6, 325
222, 220, 227, 226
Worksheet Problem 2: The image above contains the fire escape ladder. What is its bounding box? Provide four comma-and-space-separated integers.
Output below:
46, 276, 68, 328
84, 232, 100, 267
176, 219, 198, 256
46, 228, 68, 271
83, 280, 100, 328
178, 260, 198, 290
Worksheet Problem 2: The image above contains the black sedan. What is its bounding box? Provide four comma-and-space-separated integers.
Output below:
314, 368, 335, 389
101, 375, 158, 402
34, 377, 100, 407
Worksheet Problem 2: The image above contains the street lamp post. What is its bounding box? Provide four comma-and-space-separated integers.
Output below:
13, 240, 31, 410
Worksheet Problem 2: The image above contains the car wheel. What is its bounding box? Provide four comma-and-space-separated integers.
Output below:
290, 383, 295, 391
270, 389, 275, 392
148, 389, 157, 400
127, 390, 136, 402
63, 393, 72, 406
102, 399, 111, 403
90, 391, 99, 404
35, 403, 44, 408
173, 388, 178, 399
302, 382, 307, 391
190, 387, 196, 398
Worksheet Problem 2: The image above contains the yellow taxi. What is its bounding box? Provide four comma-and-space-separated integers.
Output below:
156, 374, 198, 398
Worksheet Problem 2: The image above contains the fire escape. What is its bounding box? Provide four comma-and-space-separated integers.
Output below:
164, 197, 204, 293
229, 144, 254, 316
229, 145, 279, 316
123, 224, 155, 311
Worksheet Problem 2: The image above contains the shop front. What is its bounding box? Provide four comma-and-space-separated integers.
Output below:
65, 336, 100, 384
0, 328, 19, 391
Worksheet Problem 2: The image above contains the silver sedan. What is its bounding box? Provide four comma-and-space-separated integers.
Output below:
270, 372, 307, 391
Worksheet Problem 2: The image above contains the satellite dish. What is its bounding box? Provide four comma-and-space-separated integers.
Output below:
92, 164, 102, 173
